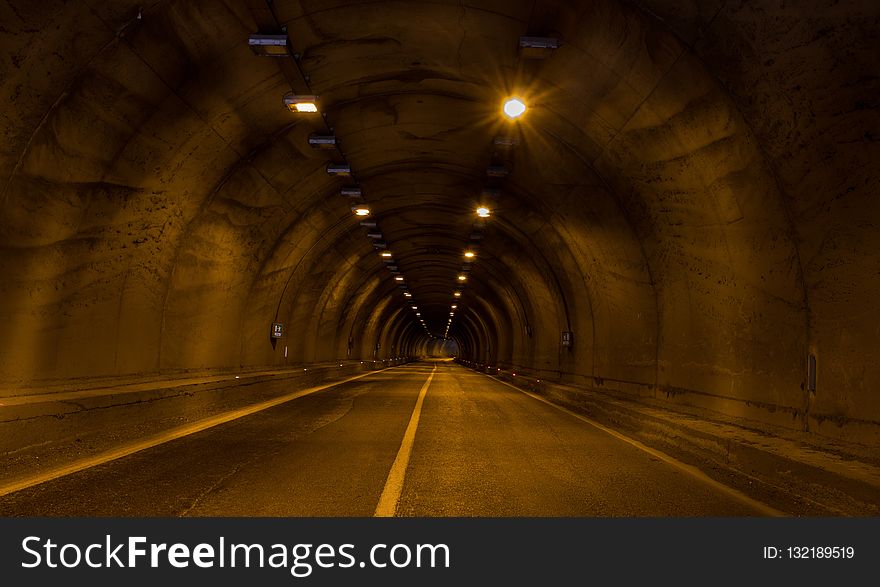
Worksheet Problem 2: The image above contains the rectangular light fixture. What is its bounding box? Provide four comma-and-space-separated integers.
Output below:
248, 34, 289, 57
308, 134, 337, 149
519, 36, 560, 49
283, 93, 319, 113
367, 232, 383, 239
487, 165, 509, 177
359, 221, 378, 228
373, 241, 387, 249
327, 163, 352, 175
519, 36, 560, 59
387, 266, 398, 272
494, 135, 520, 149
341, 186, 362, 197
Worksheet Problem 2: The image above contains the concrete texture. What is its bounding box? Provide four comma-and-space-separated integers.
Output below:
0, 0, 877, 452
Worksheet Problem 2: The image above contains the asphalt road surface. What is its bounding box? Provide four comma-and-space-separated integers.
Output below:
0, 361, 772, 516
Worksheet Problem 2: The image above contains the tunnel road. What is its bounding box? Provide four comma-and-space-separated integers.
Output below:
0, 361, 776, 516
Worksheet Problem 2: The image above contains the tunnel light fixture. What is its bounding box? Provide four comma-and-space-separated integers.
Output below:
395, 276, 404, 281
449, 312, 454, 316
404, 292, 412, 297
373, 241, 387, 249
327, 163, 352, 175
416, 313, 421, 317
493, 136, 519, 150
341, 186, 362, 198
352, 206, 371, 216
518, 36, 560, 59
308, 134, 337, 149
412, 306, 418, 310
476, 207, 491, 218
519, 36, 560, 50
457, 274, 467, 282
502, 97, 526, 120
387, 266, 398, 272
454, 291, 461, 297
451, 305, 457, 309
367, 232, 383, 239
359, 220, 378, 228
380, 251, 392, 258
486, 164, 509, 177
283, 93, 319, 113
464, 250, 476, 259
248, 34, 289, 57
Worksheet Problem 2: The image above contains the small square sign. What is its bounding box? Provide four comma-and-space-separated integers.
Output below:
271, 323, 284, 338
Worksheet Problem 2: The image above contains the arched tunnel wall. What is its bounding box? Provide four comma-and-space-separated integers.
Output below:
0, 0, 877, 444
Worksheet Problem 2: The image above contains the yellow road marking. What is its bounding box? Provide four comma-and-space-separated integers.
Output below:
484, 372, 784, 517
374, 365, 436, 517
0, 367, 397, 498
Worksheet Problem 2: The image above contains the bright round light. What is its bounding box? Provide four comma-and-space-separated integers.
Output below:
457, 274, 467, 281
476, 207, 491, 218
503, 97, 527, 119
354, 208, 370, 216
464, 251, 476, 258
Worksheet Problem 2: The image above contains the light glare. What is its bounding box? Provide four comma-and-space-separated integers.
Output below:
503, 97, 527, 119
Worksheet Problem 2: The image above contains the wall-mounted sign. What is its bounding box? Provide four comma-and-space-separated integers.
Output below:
271, 323, 284, 339
561, 331, 573, 347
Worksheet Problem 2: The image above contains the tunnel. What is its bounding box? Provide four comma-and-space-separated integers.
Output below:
0, 0, 878, 517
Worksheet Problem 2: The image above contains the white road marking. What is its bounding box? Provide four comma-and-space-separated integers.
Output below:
0, 367, 397, 498
374, 365, 436, 517
484, 373, 784, 517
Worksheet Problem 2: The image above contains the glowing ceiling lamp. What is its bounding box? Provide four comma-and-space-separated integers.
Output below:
503, 97, 527, 119
283, 93, 319, 113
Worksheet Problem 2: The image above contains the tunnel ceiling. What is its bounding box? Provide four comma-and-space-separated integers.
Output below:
1, 1, 878, 432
